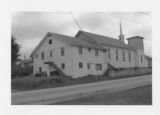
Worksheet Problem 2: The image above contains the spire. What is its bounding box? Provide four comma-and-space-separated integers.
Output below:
120, 22, 123, 35
119, 21, 125, 42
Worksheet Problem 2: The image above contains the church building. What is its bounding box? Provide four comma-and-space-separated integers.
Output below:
30, 24, 149, 78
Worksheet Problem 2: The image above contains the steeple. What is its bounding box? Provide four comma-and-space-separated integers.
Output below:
120, 22, 123, 35
119, 21, 125, 42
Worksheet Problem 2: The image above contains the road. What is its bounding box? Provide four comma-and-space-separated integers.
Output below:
11, 75, 152, 105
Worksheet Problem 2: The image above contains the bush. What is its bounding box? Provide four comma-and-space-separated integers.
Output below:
11, 64, 33, 78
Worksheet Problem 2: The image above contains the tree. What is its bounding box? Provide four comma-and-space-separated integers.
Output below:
11, 36, 21, 64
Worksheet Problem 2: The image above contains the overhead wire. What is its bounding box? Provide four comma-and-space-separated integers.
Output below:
69, 12, 150, 31
100, 13, 150, 27
70, 12, 82, 30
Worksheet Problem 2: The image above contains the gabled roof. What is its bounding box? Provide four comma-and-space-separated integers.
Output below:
48, 32, 106, 50
30, 32, 106, 56
75, 30, 136, 50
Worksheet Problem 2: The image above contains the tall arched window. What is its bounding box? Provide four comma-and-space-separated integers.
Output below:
123, 50, 125, 62
116, 49, 118, 61
129, 51, 131, 62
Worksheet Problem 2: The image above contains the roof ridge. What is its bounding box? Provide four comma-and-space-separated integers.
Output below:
79, 30, 130, 46
48, 32, 75, 39
77, 30, 136, 50
30, 31, 107, 57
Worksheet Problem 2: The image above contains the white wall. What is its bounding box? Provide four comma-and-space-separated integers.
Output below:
71, 47, 107, 78
33, 35, 148, 78
33, 36, 73, 76
103, 46, 136, 68
33, 36, 108, 78
135, 49, 148, 67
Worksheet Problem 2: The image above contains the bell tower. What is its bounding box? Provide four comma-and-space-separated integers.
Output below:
119, 22, 125, 42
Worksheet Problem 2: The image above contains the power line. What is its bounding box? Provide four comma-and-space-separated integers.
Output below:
70, 12, 150, 31
70, 12, 82, 30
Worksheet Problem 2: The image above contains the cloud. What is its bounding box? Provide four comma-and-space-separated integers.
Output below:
11, 12, 79, 57
73, 13, 120, 36
12, 12, 74, 38
11, 12, 152, 58
19, 37, 41, 57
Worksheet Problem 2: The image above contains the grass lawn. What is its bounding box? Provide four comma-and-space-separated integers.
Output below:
54, 85, 152, 105
11, 73, 152, 91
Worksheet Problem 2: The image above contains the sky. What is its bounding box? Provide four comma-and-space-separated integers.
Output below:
11, 12, 152, 59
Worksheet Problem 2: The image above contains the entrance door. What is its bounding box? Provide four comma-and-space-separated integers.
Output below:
49, 65, 56, 76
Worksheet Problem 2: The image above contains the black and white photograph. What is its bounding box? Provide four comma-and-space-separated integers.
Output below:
2, 0, 160, 115
11, 12, 152, 105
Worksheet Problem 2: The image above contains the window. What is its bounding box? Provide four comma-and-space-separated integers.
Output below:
116, 49, 118, 61
50, 51, 52, 57
129, 52, 131, 62
41, 52, 44, 60
88, 48, 91, 52
96, 64, 102, 71
79, 62, 83, 68
122, 50, 125, 62
61, 63, 65, 69
49, 39, 52, 45
87, 63, 90, 69
35, 54, 38, 58
108, 48, 111, 60
61, 47, 64, 56
78, 46, 82, 55
39, 67, 42, 73
95, 49, 98, 56
141, 55, 143, 63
